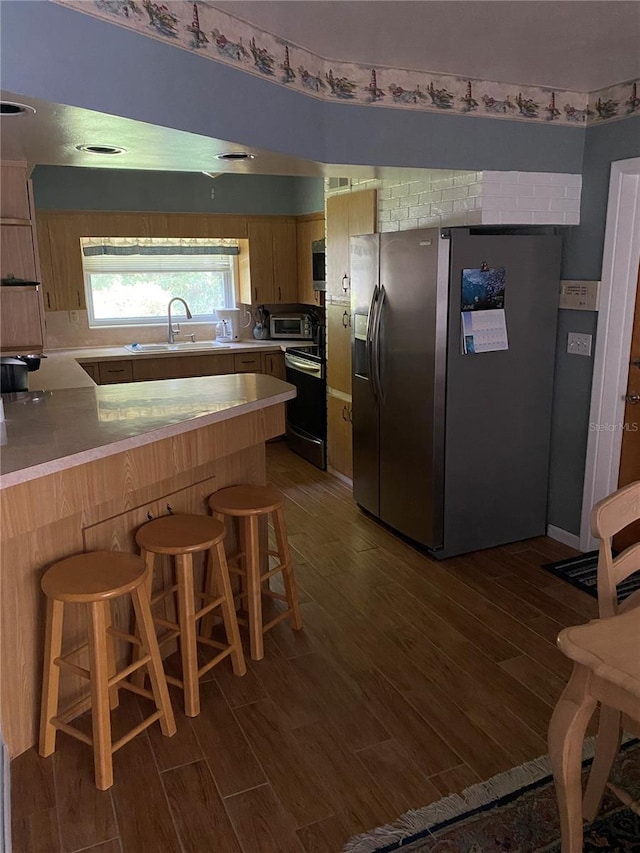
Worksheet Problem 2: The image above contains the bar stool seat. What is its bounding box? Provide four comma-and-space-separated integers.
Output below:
208, 484, 303, 661
39, 551, 176, 791
135, 513, 245, 718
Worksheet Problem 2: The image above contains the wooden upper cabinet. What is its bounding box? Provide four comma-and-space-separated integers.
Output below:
272, 218, 297, 303
0, 165, 31, 221
296, 215, 325, 305
0, 227, 37, 282
239, 217, 297, 305
45, 216, 86, 310
326, 190, 377, 299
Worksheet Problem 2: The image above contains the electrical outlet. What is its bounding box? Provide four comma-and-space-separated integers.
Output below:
567, 332, 592, 356
69, 310, 80, 325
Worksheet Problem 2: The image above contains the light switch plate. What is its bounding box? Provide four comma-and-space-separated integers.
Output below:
567, 332, 592, 356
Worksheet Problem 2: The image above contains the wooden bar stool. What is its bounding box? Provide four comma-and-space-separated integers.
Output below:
39, 551, 176, 791
208, 484, 303, 661
135, 513, 246, 717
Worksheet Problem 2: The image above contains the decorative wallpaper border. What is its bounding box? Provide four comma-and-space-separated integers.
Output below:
51, 0, 640, 127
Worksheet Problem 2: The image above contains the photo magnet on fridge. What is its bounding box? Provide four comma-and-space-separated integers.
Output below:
461, 266, 506, 311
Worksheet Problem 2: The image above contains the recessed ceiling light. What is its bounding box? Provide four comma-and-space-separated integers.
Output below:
215, 152, 255, 161
0, 101, 36, 116
75, 144, 127, 155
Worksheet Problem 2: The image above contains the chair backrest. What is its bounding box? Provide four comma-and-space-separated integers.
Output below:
591, 480, 640, 618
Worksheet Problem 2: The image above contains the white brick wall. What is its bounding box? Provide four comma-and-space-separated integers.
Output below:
326, 169, 581, 232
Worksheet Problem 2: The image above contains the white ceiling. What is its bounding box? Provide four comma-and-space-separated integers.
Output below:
212, 0, 640, 92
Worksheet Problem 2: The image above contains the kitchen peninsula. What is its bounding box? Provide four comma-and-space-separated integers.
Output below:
0, 371, 295, 757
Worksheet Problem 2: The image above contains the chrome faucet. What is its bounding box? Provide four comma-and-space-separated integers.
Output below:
167, 297, 194, 344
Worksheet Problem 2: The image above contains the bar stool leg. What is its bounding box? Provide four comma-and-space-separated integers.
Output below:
39, 597, 65, 758
213, 541, 246, 676
103, 603, 120, 710
87, 601, 114, 791
130, 584, 176, 737
176, 553, 200, 717
201, 548, 219, 639
132, 549, 155, 690
243, 515, 264, 661
273, 507, 303, 630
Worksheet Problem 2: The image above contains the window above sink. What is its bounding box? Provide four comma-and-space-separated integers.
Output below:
81, 237, 239, 328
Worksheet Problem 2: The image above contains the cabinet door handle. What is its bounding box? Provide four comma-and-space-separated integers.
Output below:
254, 287, 258, 302
76, 290, 81, 307
46, 292, 51, 309
106, 368, 125, 373
278, 286, 282, 301
342, 311, 349, 328
146, 512, 154, 521
342, 274, 349, 292
348, 406, 353, 423
342, 405, 348, 421
166, 503, 174, 514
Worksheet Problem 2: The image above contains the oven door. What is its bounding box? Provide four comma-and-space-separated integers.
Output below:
285, 353, 326, 469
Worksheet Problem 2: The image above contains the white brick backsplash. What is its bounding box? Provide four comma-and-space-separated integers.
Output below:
481, 182, 502, 196
380, 196, 401, 211
481, 211, 502, 224
431, 177, 454, 190
499, 182, 535, 197
420, 190, 442, 203
551, 173, 582, 187
533, 185, 567, 198
549, 198, 581, 212
370, 168, 581, 236
431, 201, 454, 216
453, 198, 477, 213
517, 197, 554, 211
391, 184, 410, 198
502, 211, 535, 224
532, 211, 565, 224
517, 172, 555, 185
442, 186, 469, 201
484, 170, 516, 183
390, 207, 409, 221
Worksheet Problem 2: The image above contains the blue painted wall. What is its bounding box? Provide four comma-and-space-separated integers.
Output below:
4, 0, 640, 536
31, 167, 324, 215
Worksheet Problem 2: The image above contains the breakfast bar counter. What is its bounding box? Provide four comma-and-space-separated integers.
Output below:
0, 373, 295, 757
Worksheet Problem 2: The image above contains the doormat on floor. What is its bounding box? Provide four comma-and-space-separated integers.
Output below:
343, 740, 640, 852
541, 550, 640, 602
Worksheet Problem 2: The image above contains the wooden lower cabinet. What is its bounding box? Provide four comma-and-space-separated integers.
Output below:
326, 304, 352, 395
327, 391, 353, 479
262, 351, 286, 380
131, 354, 234, 381
97, 360, 133, 385
233, 353, 262, 373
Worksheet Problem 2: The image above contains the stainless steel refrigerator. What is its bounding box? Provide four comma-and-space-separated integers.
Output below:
351, 227, 562, 558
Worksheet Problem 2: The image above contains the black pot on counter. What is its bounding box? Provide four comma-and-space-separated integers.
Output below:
0, 355, 44, 393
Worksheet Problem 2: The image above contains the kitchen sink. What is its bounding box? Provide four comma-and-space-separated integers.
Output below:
124, 341, 230, 354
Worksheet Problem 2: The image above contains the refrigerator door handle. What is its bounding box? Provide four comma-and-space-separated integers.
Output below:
372, 284, 386, 402
365, 285, 380, 400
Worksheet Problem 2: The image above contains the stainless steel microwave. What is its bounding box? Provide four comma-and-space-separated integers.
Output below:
312, 238, 326, 291
270, 313, 314, 339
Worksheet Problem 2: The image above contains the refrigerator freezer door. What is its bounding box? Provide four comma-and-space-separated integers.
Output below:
351, 234, 380, 516
378, 229, 447, 547
439, 230, 562, 557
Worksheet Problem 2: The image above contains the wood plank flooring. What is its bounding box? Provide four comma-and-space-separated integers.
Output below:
11, 443, 594, 853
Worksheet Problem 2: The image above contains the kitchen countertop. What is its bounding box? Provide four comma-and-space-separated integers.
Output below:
0, 373, 295, 488
30, 340, 301, 392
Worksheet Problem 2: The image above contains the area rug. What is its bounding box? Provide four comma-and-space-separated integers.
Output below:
344, 740, 640, 852
541, 551, 640, 602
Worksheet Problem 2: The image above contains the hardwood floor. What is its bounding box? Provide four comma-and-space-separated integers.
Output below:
11, 443, 595, 853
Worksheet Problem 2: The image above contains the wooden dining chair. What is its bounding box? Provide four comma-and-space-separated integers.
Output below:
582, 480, 640, 821
548, 606, 640, 852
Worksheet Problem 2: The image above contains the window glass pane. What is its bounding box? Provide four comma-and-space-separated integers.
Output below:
89, 271, 229, 321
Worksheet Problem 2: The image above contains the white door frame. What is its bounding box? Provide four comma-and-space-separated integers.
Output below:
580, 157, 640, 551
